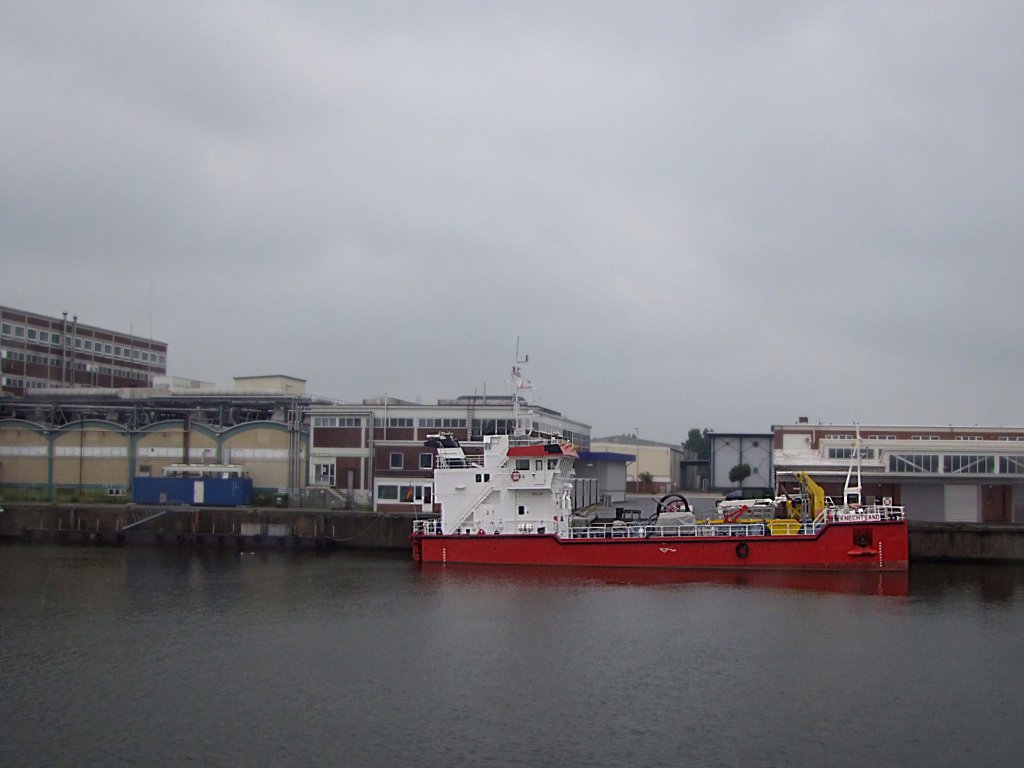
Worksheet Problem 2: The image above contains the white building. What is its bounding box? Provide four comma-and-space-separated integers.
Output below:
773, 421, 1024, 523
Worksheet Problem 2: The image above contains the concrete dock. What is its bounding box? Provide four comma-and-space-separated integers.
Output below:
2, 498, 1023, 562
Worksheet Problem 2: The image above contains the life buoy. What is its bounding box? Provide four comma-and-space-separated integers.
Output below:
735, 542, 750, 559
511, 470, 522, 482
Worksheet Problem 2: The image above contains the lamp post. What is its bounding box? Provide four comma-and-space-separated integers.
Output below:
633, 428, 640, 495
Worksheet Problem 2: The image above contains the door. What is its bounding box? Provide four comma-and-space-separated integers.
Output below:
944, 484, 977, 522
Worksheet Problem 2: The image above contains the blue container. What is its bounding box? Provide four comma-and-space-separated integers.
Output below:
133, 476, 253, 506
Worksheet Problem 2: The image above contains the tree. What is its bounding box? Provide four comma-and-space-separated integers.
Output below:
684, 427, 711, 486
684, 428, 710, 461
728, 463, 751, 486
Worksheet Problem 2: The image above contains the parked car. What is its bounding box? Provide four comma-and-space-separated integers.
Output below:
721, 487, 772, 502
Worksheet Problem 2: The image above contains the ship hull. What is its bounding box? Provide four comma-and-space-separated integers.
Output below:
413, 520, 909, 571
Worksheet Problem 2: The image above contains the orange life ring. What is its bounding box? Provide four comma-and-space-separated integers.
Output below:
511, 470, 522, 482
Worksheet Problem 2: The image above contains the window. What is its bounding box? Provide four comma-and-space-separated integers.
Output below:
944, 455, 994, 474
315, 463, 336, 484
535, 459, 543, 470
84, 340, 92, 351
104, 344, 112, 354
547, 459, 559, 470
14, 325, 24, 337
515, 458, 530, 470
888, 454, 939, 473
27, 328, 37, 341
390, 452, 404, 469
377, 485, 398, 500
1, 322, 11, 336
420, 453, 433, 469
999, 456, 1024, 474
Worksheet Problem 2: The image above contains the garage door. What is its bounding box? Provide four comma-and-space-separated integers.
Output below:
901, 484, 944, 522
944, 484, 978, 522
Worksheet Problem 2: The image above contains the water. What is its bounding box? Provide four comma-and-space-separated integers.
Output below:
2, 544, 1023, 768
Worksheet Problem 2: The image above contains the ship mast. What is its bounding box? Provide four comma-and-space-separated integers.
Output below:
844, 426, 863, 506
511, 338, 531, 436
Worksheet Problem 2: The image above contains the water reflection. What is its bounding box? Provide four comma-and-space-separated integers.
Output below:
910, 562, 1024, 603
417, 562, 910, 596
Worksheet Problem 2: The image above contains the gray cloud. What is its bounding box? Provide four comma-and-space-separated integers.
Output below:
3, 1, 1022, 439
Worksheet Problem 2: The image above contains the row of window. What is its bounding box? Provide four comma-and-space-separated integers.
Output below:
390, 452, 434, 469
827, 447, 876, 460
316, 416, 587, 447
3, 349, 154, 376
421, 418, 468, 429
1, 367, 153, 389
1, 322, 165, 364
312, 416, 363, 427
887, 454, 1024, 475
824, 434, 1024, 443
514, 458, 563, 471
377, 483, 433, 503
374, 417, 415, 428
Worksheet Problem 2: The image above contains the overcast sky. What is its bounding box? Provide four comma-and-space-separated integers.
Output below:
3, 1, 1022, 441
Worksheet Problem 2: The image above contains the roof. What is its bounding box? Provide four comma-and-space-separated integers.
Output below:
592, 435, 679, 448
578, 451, 635, 463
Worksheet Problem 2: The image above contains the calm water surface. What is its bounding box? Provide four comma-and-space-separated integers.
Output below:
2, 544, 1023, 768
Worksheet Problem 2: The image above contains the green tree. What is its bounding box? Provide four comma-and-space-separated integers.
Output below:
728, 463, 751, 485
638, 471, 653, 492
684, 427, 711, 486
684, 427, 711, 461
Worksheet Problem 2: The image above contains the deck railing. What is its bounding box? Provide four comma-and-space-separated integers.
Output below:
413, 519, 830, 539
824, 505, 905, 523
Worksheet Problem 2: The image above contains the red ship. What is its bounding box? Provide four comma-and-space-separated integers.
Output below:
413, 426, 909, 572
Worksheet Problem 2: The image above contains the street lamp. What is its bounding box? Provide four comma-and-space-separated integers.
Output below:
633, 428, 640, 494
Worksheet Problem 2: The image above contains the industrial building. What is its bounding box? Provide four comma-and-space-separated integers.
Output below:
704, 422, 1024, 524
306, 395, 591, 512
0, 376, 319, 502
589, 435, 697, 493
0, 383, 593, 512
708, 432, 774, 493
1, 305, 167, 395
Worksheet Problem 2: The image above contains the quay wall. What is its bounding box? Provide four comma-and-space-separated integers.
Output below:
909, 521, 1024, 563
2, 506, 1024, 562
0, 503, 414, 551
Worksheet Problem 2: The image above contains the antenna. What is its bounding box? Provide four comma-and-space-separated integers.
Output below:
511, 339, 531, 435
